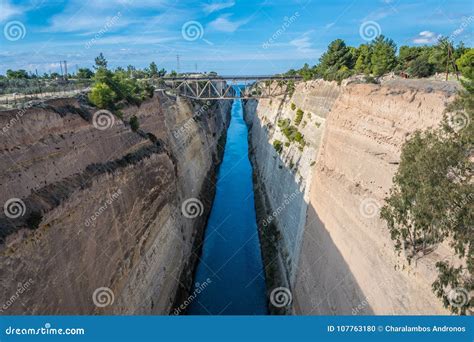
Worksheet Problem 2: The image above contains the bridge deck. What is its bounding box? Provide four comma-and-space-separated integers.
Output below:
160, 75, 302, 81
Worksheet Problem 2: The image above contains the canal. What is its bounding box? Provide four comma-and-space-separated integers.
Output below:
187, 93, 268, 315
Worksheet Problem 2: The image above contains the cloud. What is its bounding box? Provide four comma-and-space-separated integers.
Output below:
324, 22, 335, 29
413, 30, 440, 44
203, 1, 235, 14
0, 0, 22, 22
207, 15, 247, 32
290, 31, 317, 54
363, 7, 394, 21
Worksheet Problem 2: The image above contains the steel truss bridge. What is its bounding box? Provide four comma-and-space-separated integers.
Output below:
153, 75, 302, 100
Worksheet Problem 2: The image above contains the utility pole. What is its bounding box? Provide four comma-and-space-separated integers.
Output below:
176, 54, 180, 75
445, 44, 459, 81
59, 61, 63, 79
63, 60, 68, 80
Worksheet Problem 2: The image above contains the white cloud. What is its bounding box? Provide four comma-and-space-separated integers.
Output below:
0, 0, 22, 22
324, 22, 335, 29
203, 1, 235, 14
207, 15, 247, 32
413, 30, 440, 44
290, 31, 317, 54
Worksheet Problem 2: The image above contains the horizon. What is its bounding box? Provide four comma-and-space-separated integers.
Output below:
0, 0, 473, 75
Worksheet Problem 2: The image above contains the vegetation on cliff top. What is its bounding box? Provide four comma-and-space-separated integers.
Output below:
88, 53, 155, 110
381, 69, 473, 315
286, 36, 471, 83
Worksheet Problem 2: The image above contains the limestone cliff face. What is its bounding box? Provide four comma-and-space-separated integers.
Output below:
245, 79, 458, 315
0, 92, 230, 314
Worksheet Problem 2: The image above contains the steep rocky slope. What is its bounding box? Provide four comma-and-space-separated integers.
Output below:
245, 78, 459, 314
0, 92, 230, 314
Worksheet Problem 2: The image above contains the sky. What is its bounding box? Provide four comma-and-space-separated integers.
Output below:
0, 0, 473, 75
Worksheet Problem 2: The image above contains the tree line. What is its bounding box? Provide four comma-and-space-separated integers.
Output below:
286, 35, 472, 82
0, 55, 167, 81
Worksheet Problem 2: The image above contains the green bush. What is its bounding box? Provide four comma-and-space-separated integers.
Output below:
129, 115, 140, 131
277, 118, 290, 129
88, 82, 116, 109
281, 125, 297, 141
295, 109, 304, 126
408, 56, 435, 78
273, 140, 283, 153
290, 103, 296, 110
456, 49, 474, 79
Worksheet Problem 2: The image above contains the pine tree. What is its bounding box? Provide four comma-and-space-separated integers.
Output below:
370, 35, 397, 76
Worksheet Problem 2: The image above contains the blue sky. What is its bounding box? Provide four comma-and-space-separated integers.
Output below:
0, 0, 473, 75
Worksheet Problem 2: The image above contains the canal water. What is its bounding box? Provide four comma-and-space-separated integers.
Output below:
187, 93, 268, 315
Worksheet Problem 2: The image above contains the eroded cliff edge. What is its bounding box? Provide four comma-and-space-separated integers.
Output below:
0, 92, 231, 314
244, 79, 459, 315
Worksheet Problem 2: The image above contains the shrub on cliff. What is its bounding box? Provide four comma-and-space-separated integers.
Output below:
273, 140, 283, 153
295, 109, 304, 126
89, 54, 154, 109
381, 71, 473, 315
88, 82, 116, 109
129, 116, 140, 131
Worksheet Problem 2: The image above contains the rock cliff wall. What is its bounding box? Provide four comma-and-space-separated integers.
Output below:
0, 92, 230, 314
244, 79, 458, 315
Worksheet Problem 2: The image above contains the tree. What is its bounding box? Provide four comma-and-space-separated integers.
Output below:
408, 55, 434, 77
129, 115, 139, 131
381, 67, 473, 314
299, 63, 315, 81
456, 49, 474, 79
370, 35, 397, 76
88, 82, 116, 109
94, 53, 108, 70
398, 46, 425, 71
6, 69, 29, 79
429, 37, 457, 74
148, 62, 158, 77
318, 39, 354, 82
355, 44, 373, 74
158, 68, 166, 77
76, 68, 94, 79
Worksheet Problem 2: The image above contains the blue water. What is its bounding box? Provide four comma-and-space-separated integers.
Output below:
187, 96, 268, 315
